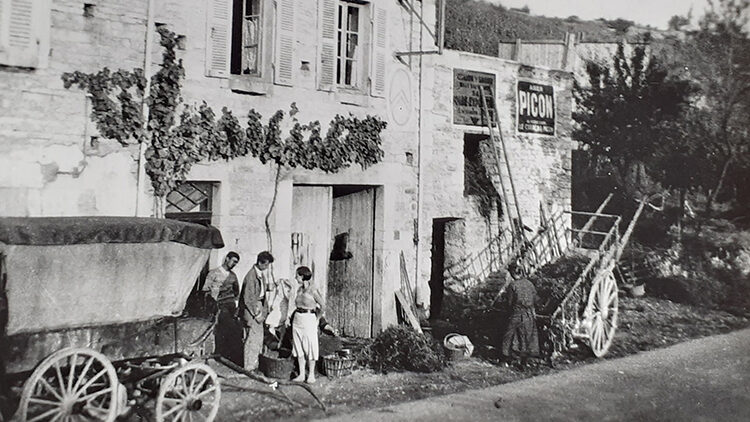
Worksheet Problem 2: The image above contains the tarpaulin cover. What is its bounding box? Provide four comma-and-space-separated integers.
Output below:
0, 217, 224, 249
2, 242, 209, 335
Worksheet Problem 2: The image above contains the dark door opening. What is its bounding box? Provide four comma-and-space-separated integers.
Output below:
430, 217, 464, 320
429, 219, 446, 320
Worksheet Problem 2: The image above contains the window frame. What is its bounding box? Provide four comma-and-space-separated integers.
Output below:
336, 1, 364, 89
228, 0, 274, 92
240, 0, 262, 77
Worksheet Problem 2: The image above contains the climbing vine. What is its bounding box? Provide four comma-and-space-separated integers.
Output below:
62, 27, 386, 232
246, 104, 387, 249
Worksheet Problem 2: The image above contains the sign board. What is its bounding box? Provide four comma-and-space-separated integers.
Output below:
453, 69, 496, 126
517, 81, 555, 135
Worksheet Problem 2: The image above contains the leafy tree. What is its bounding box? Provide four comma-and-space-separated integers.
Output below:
605, 18, 635, 34
573, 42, 697, 200
676, 0, 750, 212
668, 13, 691, 31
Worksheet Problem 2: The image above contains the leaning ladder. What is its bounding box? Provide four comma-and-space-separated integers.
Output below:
478, 87, 524, 243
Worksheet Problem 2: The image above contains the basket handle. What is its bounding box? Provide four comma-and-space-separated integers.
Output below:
443, 333, 463, 349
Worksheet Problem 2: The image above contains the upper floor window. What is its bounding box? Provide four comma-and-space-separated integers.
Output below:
229, 0, 264, 77
239, 0, 261, 76
318, 0, 386, 97
0, 0, 50, 68
336, 2, 362, 88
208, 0, 280, 84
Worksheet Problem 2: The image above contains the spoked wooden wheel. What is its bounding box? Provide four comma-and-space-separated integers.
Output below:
586, 271, 619, 357
155, 362, 221, 422
17, 347, 119, 422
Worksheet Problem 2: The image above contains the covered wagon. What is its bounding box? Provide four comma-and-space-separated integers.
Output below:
0, 217, 225, 421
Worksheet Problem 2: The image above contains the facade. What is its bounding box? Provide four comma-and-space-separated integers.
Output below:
0, 0, 573, 334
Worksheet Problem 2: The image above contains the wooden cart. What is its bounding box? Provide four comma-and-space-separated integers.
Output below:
520, 196, 652, 358
0, 217, 225, 422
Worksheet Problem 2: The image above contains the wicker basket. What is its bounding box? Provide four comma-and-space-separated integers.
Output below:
258, 354, 294, 379
443, 333, 470, 361
322, 354, 355, 378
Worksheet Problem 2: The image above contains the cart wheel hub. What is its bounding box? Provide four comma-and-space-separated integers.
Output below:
190, 399, 203, 411
71, 401, 85, 414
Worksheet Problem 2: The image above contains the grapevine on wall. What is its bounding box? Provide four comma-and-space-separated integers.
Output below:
62, 27, 387, 234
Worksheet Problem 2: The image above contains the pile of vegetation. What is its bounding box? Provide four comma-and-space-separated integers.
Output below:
528, 252, 590, 315
357, 326, 446, 374
631, 216, 750, 317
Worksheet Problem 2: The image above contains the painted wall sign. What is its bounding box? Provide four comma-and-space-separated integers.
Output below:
453, 69, 496, 126
388, 68, 413, 127
517, 81, 555, 135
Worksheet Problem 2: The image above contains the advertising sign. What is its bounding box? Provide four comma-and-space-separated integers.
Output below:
453, 69, 496, 126
517, 81, 555, 135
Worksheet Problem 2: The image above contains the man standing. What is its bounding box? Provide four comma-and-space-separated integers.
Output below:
239, 251, 274, 370
501, 263, 540, 368
203, 252, 242, 364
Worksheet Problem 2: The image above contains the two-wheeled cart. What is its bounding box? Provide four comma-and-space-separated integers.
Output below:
521, 196, 651, 358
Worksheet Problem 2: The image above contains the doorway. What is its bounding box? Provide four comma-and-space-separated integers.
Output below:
430, 217, 464, 320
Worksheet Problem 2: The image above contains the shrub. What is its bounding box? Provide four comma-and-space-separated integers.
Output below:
361, 326, 446, 373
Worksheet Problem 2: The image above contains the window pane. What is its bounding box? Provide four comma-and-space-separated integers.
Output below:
337, 58, 342, 84
345, 59, 353, 85
346, 34, 358, 59
338, 5, 343, 30
347, 6, 359, 32
242, 16, 260, 74
246, 0, 260, 16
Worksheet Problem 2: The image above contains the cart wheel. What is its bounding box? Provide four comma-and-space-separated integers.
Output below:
155, 362, 221, 422
17, 347, 119, 422
586, 271, 619, 357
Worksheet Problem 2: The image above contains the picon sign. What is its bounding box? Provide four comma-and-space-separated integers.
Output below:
517, 81, 555, 135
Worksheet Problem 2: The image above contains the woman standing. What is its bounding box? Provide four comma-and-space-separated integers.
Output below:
288, 266, 323, 383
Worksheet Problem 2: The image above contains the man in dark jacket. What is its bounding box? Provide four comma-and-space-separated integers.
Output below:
239, 251, 274, 370
501, 263, 540, 368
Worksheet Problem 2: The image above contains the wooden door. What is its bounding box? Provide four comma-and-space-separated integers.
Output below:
328, 188, 375, 337
291, 186, 332, 298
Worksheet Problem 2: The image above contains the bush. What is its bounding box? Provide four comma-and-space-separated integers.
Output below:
360, 326, 446, 373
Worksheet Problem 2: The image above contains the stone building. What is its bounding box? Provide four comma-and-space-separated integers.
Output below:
0, 0, 573, 334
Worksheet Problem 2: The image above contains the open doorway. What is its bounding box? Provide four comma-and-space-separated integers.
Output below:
430, 217, 463, 320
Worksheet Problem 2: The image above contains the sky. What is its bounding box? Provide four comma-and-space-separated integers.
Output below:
489, 0, 712, 29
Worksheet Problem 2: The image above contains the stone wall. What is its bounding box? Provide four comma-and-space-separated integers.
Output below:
0, 0, 574, 328
419, 49, 574, 287
0, 0, 440, 332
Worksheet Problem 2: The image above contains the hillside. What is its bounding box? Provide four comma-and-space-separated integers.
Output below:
444, 0, 653, 56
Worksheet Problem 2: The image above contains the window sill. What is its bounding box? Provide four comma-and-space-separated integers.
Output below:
335, 89, 369, 107
229, 75, 272, 96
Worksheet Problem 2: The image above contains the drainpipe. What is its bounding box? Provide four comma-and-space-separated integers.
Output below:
135, 0, 155, 217
414, 0, 426, 314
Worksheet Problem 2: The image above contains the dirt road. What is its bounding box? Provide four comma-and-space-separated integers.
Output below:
317, 328, 750, 421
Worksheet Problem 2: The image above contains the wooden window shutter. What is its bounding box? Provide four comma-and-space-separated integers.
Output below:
370, 4, 387, 97
274, 0, 295, 86
0, 0, 46, 68
317, 0, 336, 91
205, 0, 232, 78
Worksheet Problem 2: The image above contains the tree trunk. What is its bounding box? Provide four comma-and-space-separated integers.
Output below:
677, 188, 686, 243
707, 156, 732, 214
264, 163, 282, 252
